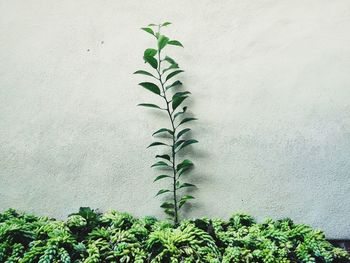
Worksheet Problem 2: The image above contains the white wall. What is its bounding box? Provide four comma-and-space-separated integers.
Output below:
0, 0, 349, 238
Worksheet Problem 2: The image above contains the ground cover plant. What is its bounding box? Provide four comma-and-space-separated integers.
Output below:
0, 208, 348, 263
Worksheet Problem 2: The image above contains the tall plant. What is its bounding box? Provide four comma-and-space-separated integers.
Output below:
134, 22, 198, 224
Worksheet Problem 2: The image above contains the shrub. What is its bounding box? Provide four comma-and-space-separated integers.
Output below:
0, 208, 348, 262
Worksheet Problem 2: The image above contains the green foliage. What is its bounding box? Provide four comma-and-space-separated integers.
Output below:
135, 22, 198, 224
147, 222, 219, 262
0, 208, 348, 262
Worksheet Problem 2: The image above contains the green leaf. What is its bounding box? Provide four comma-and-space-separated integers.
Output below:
133, 70, 156, 78
160, 202, 174, 209
144, 48, 157, 57
137, 103, 163, 110
148, 23, 157, 27
177, 128, 191, 140
177, 159, 193, 171
177, 117, 197, 126
173, 91, 191, 98
138, 82, 160, 95
173, 107, 187, 119
151, 161, 171, 168
141, 27, 155, 36
156, 189, 171, 196
164, 209, 175, 217
161, 22, 172, 27
177, 139, 198, 151
174, 140, 185, 150
164, 56, 177, 65
178, 166, 191, 177
181, 195, 195, 201
178, 183, 196, 189
143, 49, 158, 69
145, 57, 158, 69
158, 35, 169, 51
154, 175, 171, 182
172, 96, 188, 111
172, 92, 191, 111
152, 128, 173, 136
166, 70, 184, 82
156, 154, 171, 161
179, 195, 195, 208
163, 63, 179, 74
147, 142, 168, 148
168, 40, 183, 47
166, 80, 182, 91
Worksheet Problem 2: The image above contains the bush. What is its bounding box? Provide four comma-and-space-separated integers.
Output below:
0, 208, 348, 262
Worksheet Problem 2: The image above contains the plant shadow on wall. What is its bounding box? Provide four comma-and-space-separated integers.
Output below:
134, 22, 198, 225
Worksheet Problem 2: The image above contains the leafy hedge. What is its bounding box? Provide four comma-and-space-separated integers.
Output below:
0, 208, 348, 263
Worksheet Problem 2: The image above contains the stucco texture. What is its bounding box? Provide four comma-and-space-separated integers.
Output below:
0, 0, 349, 238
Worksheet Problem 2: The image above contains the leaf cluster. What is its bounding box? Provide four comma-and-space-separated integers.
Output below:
0, 208, 349, 262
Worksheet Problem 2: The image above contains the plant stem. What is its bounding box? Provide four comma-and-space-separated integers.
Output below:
156, 27, 178, 224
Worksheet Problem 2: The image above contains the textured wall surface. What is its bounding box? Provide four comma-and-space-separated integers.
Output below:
1, 0, 349, 238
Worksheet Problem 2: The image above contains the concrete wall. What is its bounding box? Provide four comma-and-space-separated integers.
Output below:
0, 0, 349, 238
